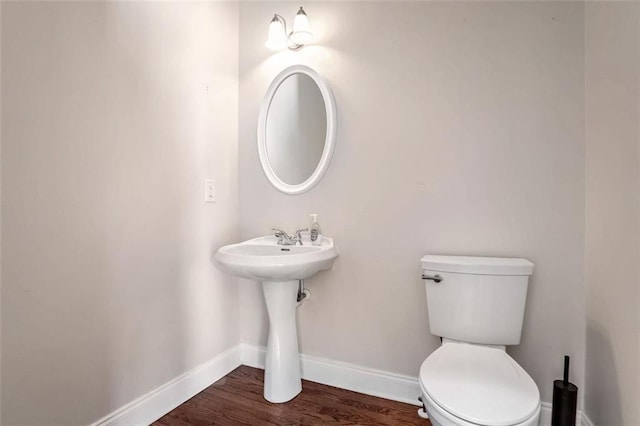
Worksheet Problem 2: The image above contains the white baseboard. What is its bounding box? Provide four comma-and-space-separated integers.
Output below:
240, 343, 421, 406
242, 343, 594, 426
530, 401, 593, 426
581, 411, 595, 426
90, 345, 242, 426
539, 402, 553, 426
90, 343, 595, 426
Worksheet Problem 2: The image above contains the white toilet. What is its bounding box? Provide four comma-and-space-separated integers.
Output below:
418, 255, 541, 426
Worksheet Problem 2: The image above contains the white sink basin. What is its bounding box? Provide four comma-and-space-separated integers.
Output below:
215, 236, 337, 281
214, 235, 338, 404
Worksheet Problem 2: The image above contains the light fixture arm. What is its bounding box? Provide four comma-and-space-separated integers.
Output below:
266, 7, 313, 50
272, 13, 287, 29
272, 14, 303, 51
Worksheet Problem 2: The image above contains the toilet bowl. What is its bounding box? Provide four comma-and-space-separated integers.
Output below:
419, 341, 540, 426
418, 255, 539, 425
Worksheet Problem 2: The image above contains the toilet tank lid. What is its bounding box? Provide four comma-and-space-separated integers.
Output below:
421, 255, 534, 276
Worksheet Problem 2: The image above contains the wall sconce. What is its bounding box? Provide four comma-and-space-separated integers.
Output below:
266, 7, 313, 51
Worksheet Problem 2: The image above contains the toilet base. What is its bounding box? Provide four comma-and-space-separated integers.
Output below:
420, 390, 540, 426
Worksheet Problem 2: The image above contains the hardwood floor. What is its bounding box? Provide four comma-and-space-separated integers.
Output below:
153, 366, 430, 425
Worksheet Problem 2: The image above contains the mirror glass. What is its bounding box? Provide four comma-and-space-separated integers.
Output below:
257, 65, 337, 195
266, 74, 327, 185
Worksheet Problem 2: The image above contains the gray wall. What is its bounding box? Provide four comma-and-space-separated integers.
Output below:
585, 2, 640, 424
239, 1, 586, 406
1, 2, 239, 424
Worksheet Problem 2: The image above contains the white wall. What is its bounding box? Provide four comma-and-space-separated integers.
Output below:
8, 2, 638, 423
0, 2, 3, 421
239, 1, 586, 406
1, 2, 239, 424
585, 3, 640, 424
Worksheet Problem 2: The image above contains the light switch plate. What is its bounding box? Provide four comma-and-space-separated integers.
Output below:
204, 179, 216, 203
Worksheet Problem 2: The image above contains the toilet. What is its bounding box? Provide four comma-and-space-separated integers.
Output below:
418, 255, 541, 426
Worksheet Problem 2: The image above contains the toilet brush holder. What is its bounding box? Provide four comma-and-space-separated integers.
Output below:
551, 356, 578, 426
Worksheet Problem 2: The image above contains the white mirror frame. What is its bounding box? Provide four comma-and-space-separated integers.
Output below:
257, 65, 337, 195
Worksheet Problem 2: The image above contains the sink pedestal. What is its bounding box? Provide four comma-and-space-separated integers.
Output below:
215, 236, 337, 403
262, 280, 302, 403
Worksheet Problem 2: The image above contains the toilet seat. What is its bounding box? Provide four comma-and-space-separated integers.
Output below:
420, 389, 540, 426
419, 342, 540, 426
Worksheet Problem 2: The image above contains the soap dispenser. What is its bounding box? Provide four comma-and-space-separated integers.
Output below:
310, 214, 322, 246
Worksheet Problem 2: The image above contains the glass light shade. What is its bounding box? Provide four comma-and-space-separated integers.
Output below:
290, 7, 313, 45
266, 16, 288, 50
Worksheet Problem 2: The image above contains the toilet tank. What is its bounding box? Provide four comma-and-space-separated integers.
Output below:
421, 255, 534, 346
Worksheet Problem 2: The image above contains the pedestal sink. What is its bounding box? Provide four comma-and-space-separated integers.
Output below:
215, 236, 338, 403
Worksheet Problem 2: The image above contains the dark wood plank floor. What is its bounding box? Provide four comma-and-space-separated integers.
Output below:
153, 366, 430, 425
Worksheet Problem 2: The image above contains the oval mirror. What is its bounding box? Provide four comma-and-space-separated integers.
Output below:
257, 65, 337, 194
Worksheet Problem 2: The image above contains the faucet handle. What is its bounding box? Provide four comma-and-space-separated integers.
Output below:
294, 228, 309, 245
272, 228, 286, 244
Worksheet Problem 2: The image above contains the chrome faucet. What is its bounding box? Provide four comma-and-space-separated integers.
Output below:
294, 228, 308, 244
272, 228, 294, 245
272, 228, 309, 246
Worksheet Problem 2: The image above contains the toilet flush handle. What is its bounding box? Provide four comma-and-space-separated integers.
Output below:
422, 274, 443, 283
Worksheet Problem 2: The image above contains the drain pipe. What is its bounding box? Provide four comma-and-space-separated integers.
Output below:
297, 279, 311, 305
